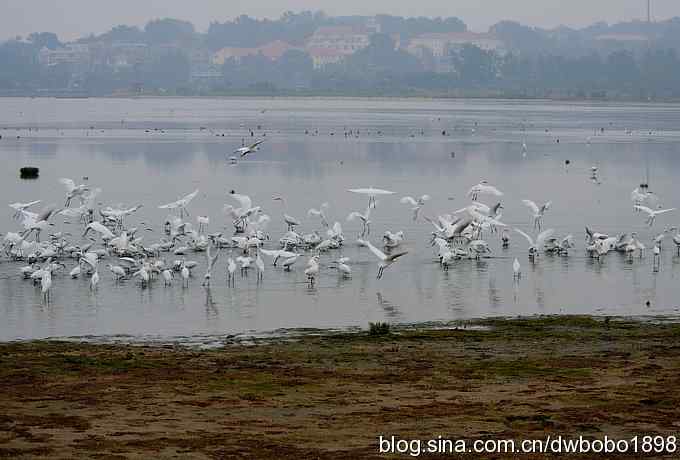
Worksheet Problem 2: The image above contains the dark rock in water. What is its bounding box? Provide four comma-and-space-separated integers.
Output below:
20, 167, 39, 179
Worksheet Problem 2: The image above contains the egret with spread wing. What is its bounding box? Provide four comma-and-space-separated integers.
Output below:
357, 238, 408, 279
400, 194, 430, 221
634, 205, 676, 227
522, 199, 551, 230
159, 190, 199, 219
234, 139, 264, 157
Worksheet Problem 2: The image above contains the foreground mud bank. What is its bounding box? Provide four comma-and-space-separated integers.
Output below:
1, 316, 679, 459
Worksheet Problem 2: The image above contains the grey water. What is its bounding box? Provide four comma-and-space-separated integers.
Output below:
2, 97, 680, 343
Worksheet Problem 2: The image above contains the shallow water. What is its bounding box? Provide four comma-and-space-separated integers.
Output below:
2, 97, 680, 342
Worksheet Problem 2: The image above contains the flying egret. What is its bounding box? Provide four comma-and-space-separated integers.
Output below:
467, 181, 503, 201
634, 205, 676, 227
59, 178, 90, 207
159, 190, 199, 219
83, 221, 115, 241
356, 239, 408, 279
234, 139, 264, 157
259, 248, 297, 266
9, 200, 41, 220
20, 206, 57, 242
400, 194, 430, 221
307, 203, 330, 228
347, 187, 395, 208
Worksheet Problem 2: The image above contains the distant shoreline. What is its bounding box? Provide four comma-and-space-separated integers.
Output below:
1, 92, 678, 104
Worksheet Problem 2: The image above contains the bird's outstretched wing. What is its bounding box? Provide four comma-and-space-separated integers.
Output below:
357, 239, 387, 261
514, 228, 534, 246
230, 193, 252, 211
522, 200, 539, 215
423, 216, 443, 232
59, 178, 76, 192
654, 208, 676, 216
536, 229, 555, 247
400, 196, 418, 206
347, 212, 362, 222
388, 251, 408, 262
634, 205, 654, 216
249, 139, 264, 149
181, 190, 199, 205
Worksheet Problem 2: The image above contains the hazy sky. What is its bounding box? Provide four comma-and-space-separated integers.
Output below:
2, 0, 678, 41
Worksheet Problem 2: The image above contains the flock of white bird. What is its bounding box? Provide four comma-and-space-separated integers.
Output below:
3, 158, 680, 304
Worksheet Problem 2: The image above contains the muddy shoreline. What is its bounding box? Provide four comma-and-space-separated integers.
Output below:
1, 316, 679, 459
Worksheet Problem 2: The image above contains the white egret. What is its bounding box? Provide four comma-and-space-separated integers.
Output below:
347, 203, 374, 237
272, 196, 301, 231
514, 228, 555, 259
9, 200, 41, 220
400, 195, 430, 221
234, 139, 264, 157
159, 190, 199, 218
356, 239, 408, 279
304, 255, 320, 286
348, 187, 395, 208
513, 258, 521, 279
107, 264, 126, 281
666, 227, 680, 255
69, 265, 81, 278
90, 270, 100, 291
522, 200, 551, 230
281, 254, 299, 271
181, 262, 190, 287
41, 270, 52, 302
202, 245, 220, 287
162, 269, 173, 286
308, 203, 330, 228
255, 251, 265, 281
227, 257, 237, 284
634, 205, 676, 227
59, 178, 89, 207
467, 181, 503, 201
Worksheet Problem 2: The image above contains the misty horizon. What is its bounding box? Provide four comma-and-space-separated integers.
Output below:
3, 0, 678, 42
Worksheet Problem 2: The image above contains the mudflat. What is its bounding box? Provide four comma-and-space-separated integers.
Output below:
1, 316, 679, 459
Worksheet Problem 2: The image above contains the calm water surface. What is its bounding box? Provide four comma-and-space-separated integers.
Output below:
1, 97, 680, 342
